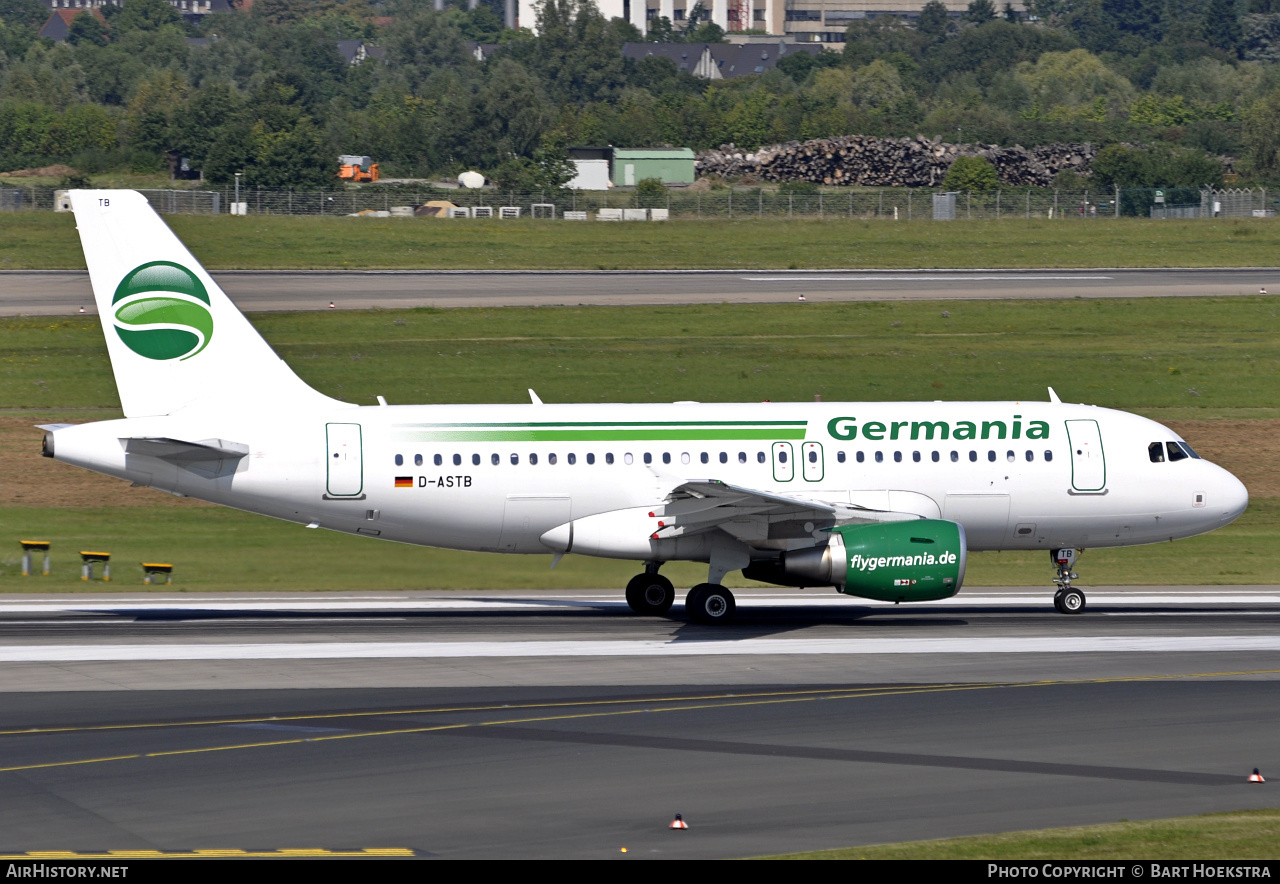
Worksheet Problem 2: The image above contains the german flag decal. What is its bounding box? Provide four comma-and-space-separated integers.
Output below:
395, 476, 413, 488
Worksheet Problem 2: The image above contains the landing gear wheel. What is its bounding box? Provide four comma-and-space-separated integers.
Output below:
685, 583, 737, 625
1058, 587, 1086, 615
1053, 589, 1065, 614
625, 573, 675, 615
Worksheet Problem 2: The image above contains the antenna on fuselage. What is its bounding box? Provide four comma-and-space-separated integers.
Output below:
529, 389, 543, 405
1047, 387, 1062, 404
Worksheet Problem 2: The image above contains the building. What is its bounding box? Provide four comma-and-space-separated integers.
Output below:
38, 7, 106, 41
41, 0, 234, 22
624, 40, 820, 78
610, 148, 696, 186
335, 40, 386, 65
519, 0, 1025, 44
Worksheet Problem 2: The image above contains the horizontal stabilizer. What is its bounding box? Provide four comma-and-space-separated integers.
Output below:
121, 436, 249, 479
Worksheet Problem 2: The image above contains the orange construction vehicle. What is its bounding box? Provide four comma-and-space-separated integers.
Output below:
338, 155, 379, 183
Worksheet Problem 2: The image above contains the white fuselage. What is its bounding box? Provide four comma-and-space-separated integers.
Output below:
48, 399, 1248, 569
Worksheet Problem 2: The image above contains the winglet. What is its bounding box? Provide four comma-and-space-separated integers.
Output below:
529, 389, 543, 405
1047, 387, 1062, 404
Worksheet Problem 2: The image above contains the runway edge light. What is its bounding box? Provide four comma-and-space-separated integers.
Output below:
1249, 768, 1265, 783
670, 813, 688, 830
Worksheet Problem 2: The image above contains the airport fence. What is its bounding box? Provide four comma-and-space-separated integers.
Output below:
4, 183, 1276, 221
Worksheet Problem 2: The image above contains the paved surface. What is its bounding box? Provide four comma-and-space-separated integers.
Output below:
0, 587, 1277, 858
3, 268, 1279, 315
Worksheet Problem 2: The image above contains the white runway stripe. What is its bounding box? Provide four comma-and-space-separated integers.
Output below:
2, 635, 1280, 663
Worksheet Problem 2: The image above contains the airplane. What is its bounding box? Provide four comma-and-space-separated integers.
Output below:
39, 190, 1250, 623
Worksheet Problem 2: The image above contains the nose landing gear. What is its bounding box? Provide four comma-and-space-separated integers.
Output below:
1051, 548, 1086, 614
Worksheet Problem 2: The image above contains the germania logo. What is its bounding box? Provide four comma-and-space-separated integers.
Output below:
849, 551, 959, 572
111, 261, 213, 361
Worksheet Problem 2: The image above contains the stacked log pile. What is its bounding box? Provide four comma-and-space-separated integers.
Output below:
695, 136, 1097, 187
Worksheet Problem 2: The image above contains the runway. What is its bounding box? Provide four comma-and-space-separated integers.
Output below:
2, 268, 1278, 315
1, 587, 1277, 858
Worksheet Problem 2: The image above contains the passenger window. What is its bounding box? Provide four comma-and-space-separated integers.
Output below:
757, 451, 766, 463
1166, 442, 1188, 462
1006, 450, 1015, 462
951, 451, 959, 462
969, 451, 978, 462
720, 452, 728, 464
453, 454, 462, 466
875, 451, 883, 463
624, 453, 633, 465
809, 450, 818, 463
913, 451, 921, 463
510, 453, 518, 465
394, 454, 403, 466
548, 453, 558, 465
837, 451, 846, 463
644, 453, 652, 465
778, 451, 787, 464
932, 451, 940, 463
434, 454, 442, 466
1149, 442, 1165, 463
700, 452, 708, 464
414, 454, 423, 466
587, 453, 595, 465
1025, 450, 1033, 462
530, 453, 538, 465
606, 453, 614, 464
567, 453, 576, 465
988, 450, 996, 462
490, 453, 499, 465
738, 452, 747, 463
856, 451, 865, 463
893, 451, 902, 463
1045, 450, 1053, 462
662, 452, 671, 464
472, 454, 480, 466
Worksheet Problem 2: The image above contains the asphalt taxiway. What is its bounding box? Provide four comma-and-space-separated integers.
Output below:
2, 268, 1279, 315
0, 587, 1276, 858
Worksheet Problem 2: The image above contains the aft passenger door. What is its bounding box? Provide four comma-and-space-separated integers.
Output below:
325, 423, 363, 497
1065, 419, 1106, 492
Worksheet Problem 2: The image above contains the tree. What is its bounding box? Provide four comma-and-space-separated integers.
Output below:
1242, 89, 1280, 178
1003, 2, 1019, 21
917, 1, 951, 38
635, 177, 665, 207
112, 0, 182, 32
67, 11, 109, 47
943, 155, 998, 190
1204, 0, 1242, 54
0, 0, 48, 28
964, 0, 997, 24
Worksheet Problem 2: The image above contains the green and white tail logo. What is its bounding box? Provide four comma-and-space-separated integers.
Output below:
112, 261, 213, 361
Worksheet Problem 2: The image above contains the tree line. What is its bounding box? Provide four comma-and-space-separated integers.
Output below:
2, 0, 1280, 188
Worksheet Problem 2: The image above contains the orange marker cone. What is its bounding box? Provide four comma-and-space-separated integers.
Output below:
669, 813, 688, 830
1260, 287, 1268, 295
797, 294, 806, 302
78, 306, 85, 313
1249, 768, 1265, 783
328, 301, 336, 309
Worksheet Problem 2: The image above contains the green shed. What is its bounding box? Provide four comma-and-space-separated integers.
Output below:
611, 148, 696, 186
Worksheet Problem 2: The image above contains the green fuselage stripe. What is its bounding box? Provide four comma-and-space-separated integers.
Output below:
399, 429, 808, 442
398, 421, 808, 429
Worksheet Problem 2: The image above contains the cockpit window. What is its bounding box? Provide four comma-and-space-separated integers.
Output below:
1180, 441, 1201, 459
1149, 442, 1165, 463
1166, 441, 1189, 462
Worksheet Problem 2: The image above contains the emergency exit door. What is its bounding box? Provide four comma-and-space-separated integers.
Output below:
1065, 419, 1106, 492
326, 423, 363, 497
802, 441, 824, 482
772, 442, 794, 482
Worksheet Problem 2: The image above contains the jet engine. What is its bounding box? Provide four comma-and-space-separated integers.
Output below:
744, 519, 967, 602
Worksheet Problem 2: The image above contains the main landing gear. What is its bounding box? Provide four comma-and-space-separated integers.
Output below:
625, 567, 675, 615
624, 566, 737, 624
1051, 548, 1086, 615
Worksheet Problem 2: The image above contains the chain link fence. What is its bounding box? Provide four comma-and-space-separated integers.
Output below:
3, 183, 1276, 221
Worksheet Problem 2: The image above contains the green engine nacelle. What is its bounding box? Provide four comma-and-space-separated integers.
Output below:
774, 519, 967, 602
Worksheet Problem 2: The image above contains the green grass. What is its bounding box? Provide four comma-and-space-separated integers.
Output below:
3, 298, 1278, 410
5, 213, 1280, 270
3, 296, 1276, 591
760, 810, 1280, 859
1, 501, 1275, 592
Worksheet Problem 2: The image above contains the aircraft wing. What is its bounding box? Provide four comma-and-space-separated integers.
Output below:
654, 479, 922, 547
121, 437, 249, 479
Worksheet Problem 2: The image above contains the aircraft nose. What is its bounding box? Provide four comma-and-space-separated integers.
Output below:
1219, 470, 1249, 526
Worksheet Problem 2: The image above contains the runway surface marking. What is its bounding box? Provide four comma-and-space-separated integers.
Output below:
1, 671, 1268, 784
4, 635, 1280, 662
3, 591, 1277, 614
0, 849, 413, 858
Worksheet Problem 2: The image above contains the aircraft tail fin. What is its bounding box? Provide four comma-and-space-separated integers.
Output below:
70, 190, 340, 417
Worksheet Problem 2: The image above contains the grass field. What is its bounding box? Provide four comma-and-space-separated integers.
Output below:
5, 213, 1280, 270
2, 296, 1276, 591
760, 810, 1280, 859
